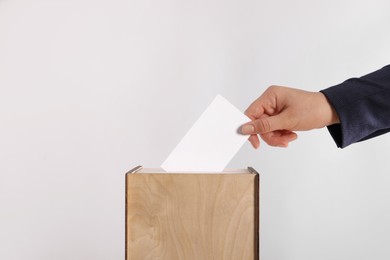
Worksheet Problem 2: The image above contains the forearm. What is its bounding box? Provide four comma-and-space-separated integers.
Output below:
321, 65, 390, 148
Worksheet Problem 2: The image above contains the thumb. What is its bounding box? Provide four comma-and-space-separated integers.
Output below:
241, 114, 285, 135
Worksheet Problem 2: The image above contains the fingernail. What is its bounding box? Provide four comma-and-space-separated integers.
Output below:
241, 125, 254, 134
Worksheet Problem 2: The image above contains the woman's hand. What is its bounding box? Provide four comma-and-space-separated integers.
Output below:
241, 86, 340, 148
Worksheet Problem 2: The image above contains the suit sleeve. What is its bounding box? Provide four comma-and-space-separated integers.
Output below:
320, 65, 390, 148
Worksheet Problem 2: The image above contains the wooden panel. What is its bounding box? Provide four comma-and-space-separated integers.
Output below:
126, 173, 259, 260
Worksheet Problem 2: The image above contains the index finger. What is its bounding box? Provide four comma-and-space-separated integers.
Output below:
244, 97, 265, 120
245, 86, 280, 119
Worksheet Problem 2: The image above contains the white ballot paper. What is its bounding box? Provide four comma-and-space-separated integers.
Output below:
161, 94, 250, 172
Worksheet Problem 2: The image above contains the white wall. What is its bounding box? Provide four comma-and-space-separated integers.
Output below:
1, 0, 390, 259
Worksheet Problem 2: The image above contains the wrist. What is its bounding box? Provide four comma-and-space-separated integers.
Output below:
316, 92, 340, 127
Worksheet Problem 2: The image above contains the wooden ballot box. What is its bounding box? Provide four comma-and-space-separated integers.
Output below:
126, 166, 259, 260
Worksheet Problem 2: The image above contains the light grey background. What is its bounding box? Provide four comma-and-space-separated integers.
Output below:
1, 0, 390, 259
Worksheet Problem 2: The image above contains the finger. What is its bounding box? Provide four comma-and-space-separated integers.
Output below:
241, 114, 286, 135
261, 130, 298, 147
248, 134, 260, 149
244, 87, 278, 119
244, 96, 267, 119
245, 105, 264, 120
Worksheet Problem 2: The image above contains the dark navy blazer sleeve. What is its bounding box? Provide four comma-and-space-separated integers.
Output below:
320, 65, 390, 148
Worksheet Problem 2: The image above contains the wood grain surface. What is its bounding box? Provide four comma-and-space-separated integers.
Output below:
126, 172, 259, 260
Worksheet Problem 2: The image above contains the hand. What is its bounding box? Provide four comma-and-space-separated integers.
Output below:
241, 86, 340, 148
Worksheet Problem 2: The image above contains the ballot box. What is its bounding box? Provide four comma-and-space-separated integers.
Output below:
125, 166, 259, 260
